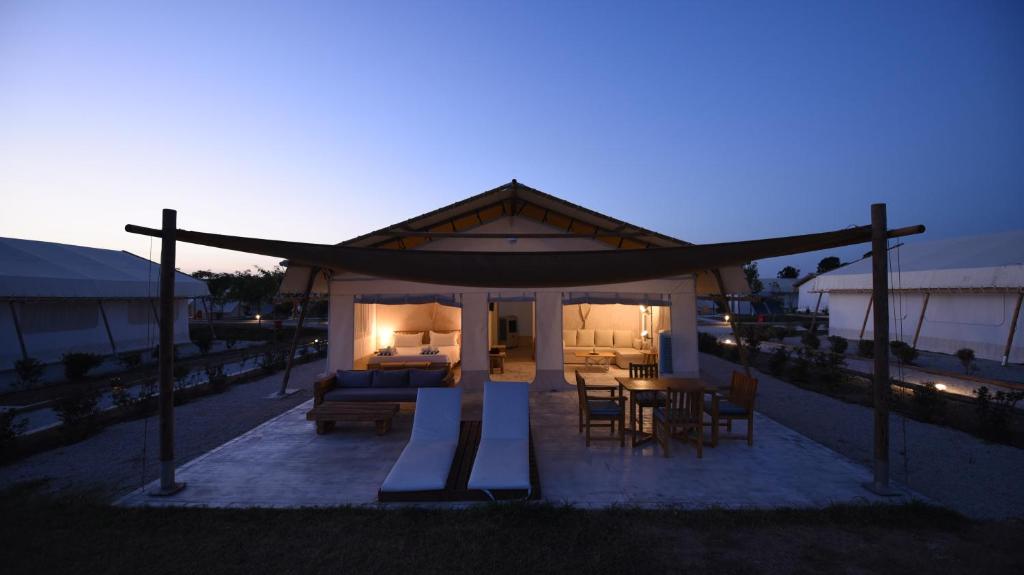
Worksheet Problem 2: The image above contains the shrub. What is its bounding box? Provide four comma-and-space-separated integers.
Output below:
801, 332, 820, 350
1, 408, 28, 460
890, 341, 918, 365
194, 331, 213, 355
698, 332, 722, 356
912, 382, 943, 422
258, 349, 287, 374
54, 385, 100, 440
117, 351, 143, 370
61, 352, 104, 381
225, 337, 237, 350
828, 336, 848, 355
13, 357, 45, 389
206, 365, 229, 393
110, 377, 133, 410
789, 347, 811, 382
858, 339, 874, 358
974, 386, 1024, 443
955, 348, 975, 374
768, 347, 789, 376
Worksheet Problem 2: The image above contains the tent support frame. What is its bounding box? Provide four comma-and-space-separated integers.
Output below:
911, 292, 930, 350
98, 300, 118, 356
274, 266, 320, 398
9, 301, 28, 361
1003, 292, 1023, 367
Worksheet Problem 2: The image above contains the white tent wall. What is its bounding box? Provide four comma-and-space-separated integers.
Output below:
563, 303, 642, 333
829, 291, 1024, 363
0, 304, 22, 369
798, 283, 829, 313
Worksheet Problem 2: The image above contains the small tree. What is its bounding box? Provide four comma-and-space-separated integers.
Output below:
54, 385, 100, 441
117, 351, 143, 370
955, 348, 975, 374
801, 332, 820, 350
817, 256, 841, 274
889, 341, 918, 365
828, 336, 848, 355
777, 266, 800, 279
743, 262, 764, 294
194, 330, 213, 356
14, 357, 45, 389
857, 339, 874, 358
61, 352, 104, 381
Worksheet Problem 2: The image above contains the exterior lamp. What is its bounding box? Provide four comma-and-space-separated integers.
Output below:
256, 313, 262, 326
934, 383, 947, 392
724, 314, 731, 322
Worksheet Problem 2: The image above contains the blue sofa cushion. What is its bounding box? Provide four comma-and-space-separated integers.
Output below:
409, 369, 447, 388
706, 400, 748, 417
587, 400, 621, 417
336, 370, 373, 388
372, 369, 410, 388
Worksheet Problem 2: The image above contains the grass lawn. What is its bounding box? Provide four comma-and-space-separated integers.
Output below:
2, 482, 1021, 574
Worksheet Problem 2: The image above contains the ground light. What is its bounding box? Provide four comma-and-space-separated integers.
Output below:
934, 383, 948, 392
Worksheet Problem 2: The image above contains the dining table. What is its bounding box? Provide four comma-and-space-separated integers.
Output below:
614, 376, 717, 447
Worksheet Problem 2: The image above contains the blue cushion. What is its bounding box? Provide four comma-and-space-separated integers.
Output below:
587, 400, 621, 417
633, 391, 666, 406
706, 400, 747, 417
372, 369, 410, 388
336, 370, 373, 388
409, 369, 447, 388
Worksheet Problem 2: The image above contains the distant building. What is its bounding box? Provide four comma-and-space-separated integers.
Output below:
0, 237, 209, 368
808, 231, 1024, 364
795, 273, 830, 312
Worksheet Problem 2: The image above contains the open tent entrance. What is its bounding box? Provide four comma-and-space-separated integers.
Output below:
487, 295, 536, 383
562, 298, 670, 384
353, 298, 463, 381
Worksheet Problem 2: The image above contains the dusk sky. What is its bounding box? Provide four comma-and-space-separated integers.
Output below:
1, 1, 1021, 278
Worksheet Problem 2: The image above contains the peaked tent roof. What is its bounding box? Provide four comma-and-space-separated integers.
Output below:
0, 236, 210, 299
341, 180, 688, 250
809, 230, 1024, 293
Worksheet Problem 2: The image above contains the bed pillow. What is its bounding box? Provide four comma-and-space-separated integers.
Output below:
595, 329, 614, 347
336, 370, 373, 388
393, 332, 423, 347
613, 330, 634, 348
409, 369, 448, 388
371, 369, 410, 388
563, 329, 577, 347
576, 329, 595, 347
430, 331, 458, 347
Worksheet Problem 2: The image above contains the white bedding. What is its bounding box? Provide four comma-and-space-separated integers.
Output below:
371, 344, 460, 365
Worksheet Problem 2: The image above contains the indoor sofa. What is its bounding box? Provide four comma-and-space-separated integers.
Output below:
563, 328, 646, 369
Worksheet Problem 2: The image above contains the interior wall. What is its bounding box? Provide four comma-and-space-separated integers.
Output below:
373, 302, 462, 348
562, 303, 642, 333
496, 301, 534, 345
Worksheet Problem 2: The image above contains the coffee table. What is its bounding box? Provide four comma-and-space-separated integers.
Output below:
575, 351, 615, 372
306, 402, 400, 435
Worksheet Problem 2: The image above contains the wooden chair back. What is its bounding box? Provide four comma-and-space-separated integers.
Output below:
575, 370, 590, 417
728, 371, 759, 411
629, 362, 658, 379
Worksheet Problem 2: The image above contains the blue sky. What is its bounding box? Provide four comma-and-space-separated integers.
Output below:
1, 1, 1021, 277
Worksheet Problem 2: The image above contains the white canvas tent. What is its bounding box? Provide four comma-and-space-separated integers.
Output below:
807, 230, 1024, 364
0, 237, 209, 368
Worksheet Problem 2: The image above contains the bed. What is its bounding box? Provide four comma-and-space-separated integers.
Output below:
367, 330, 461, 368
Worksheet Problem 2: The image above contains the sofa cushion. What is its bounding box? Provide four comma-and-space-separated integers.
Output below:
563, 329, 577, 347
336, 369, 373, 388
323, 387, 419, 402
613, 330, 634, 348
595, 329, 614, 347
409, 369, 447, 388
372, 369, 410, 388
576, 329, 595, 347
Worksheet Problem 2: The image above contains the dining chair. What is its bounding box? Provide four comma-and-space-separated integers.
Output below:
576, 370, 620, 432
575, 370, 625, 447
628, 362, 662, 436
653, 387, 703, 458
704, 371, 758, 446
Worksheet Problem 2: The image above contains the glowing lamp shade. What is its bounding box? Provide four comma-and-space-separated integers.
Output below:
641, 329, 649, 337
378, 327, 394, 348
724, 314, 730, 322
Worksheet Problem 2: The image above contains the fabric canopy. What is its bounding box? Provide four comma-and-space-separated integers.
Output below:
125, 223, 924, 289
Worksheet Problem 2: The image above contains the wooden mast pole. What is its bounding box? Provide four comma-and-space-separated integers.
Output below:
867, 203, 895, 495
1002, 292, 1023, 367
152, 208, 185, 496
808, 292, 823, 335
276, 266, 320, 398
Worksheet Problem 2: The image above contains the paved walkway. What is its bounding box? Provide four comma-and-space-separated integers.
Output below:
697, 354, 1024, 519
0, 360, 326, 500
119, 390, 911, 509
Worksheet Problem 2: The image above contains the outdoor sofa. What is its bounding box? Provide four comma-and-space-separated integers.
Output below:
314, 367, 454, 406
563, 328, 645, 369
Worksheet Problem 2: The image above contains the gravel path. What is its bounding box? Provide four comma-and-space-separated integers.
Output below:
0, 360, 326, 501
698, 353, 1024, 520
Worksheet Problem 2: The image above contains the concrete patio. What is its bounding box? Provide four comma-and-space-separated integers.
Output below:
119, 386, 916, 508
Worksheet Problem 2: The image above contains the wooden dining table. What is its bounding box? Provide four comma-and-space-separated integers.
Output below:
615, 377, 716, 447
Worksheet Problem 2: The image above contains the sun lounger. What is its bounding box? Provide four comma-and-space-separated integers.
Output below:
380, 387, 462, 494
467, 381, 531, 498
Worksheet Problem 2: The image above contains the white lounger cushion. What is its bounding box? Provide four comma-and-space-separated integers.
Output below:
380, 387, 462, 493
468, 381, 531, 492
